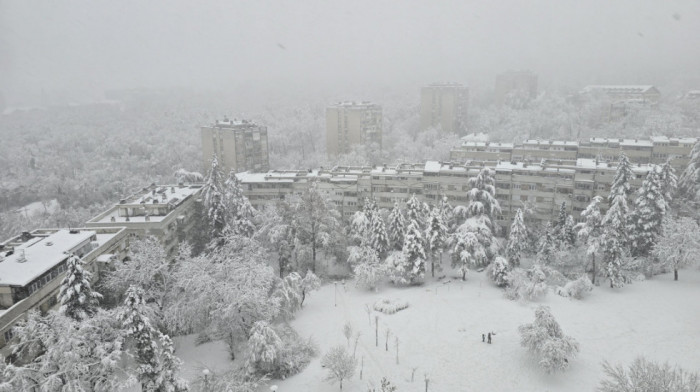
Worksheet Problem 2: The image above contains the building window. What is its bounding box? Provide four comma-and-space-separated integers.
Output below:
3, 328, 14, 343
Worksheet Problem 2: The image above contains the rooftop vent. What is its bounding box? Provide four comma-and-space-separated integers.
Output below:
21, 231, 32, 241
45, 241, 53, 246
110, 216, 116, 222
69, 229, 79, 234
16, 249, 26, 263
119, 199, 127, 204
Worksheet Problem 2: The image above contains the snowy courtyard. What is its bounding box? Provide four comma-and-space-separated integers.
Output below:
173, 268, 700, 391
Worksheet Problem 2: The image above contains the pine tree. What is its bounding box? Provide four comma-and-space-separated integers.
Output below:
629, 167, 666, 257
451, 225, 490, 281
58, 254, 102, 322
387, 203, 406, 250
369, 211, 390, 257
223, 171, 256, 237
609, 154, 634, 202
678, 140, 700, 209
202, 155, 227, 242
405, 194, 426, 224
505, 209, 528, 268
119, 286, 160, 390
659, 158, 678, 207
537, 223, 556, 265
425, 206, 448, 277
156, 333, 189, 392
555, 202, 568, 234
245, 321, 283, 375
601, 193, 629, 288
401, 220, 427, 283
577, 196, 604, 284
465, 168, 501, 232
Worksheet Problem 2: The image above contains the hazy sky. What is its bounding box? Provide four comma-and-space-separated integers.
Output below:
2, 0, 699, 103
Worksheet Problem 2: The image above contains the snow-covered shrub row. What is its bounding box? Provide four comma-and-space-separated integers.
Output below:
373, 299, 409, 315
556, 276, 593, 299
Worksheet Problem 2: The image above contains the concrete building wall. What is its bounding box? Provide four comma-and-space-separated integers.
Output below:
420, 84, 469, 134
326, 103, 382, 156
201, 120, 269, 174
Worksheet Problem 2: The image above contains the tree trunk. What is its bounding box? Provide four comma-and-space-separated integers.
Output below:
591, 253, 596, 285
462, 270, 466, 281
312, 239, 317, 274
431, 254, 435, 278
674, 268, 678, 281
340, 379, 343, 390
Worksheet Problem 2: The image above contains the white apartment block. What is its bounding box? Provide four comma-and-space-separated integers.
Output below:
85, 183, 203, 257
0, 227, 128, 354
326, 102, 382, 156
420, 83, 469, 134
201, 118, 270, 174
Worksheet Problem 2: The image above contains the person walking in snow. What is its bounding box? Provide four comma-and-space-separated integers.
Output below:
482, 333, 485, 342
487, 332, 492, 344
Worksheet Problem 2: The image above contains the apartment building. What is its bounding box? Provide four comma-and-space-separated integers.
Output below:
494, 71, 538, 106
581, 85, 660, 104
649, 136, 697, 169
449, 141, 514, 162
420, 83, 469, 134
512, 140, 579, 162
85, 183, 202, 257
201, 118, 270, 174
326, 102, 382, 156
0, 227, 128, 354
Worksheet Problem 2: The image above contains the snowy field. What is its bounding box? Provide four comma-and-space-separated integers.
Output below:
174, 268, 700, 391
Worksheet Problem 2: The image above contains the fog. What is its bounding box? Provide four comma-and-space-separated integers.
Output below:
2, 0, 700, 105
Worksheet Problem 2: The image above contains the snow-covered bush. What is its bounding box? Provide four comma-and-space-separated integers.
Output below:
519, 306, 579, 373
556, 276, 593, 300
354, 256, 388, 291
373, 299, 409, 315
274, 324, 318, 379
273, 272, 303, 320
300, 270, 321, 306
599, 357, 700, 392
487, 256, 510, 287
245, 321, 283, 375
504, 265, 548, 301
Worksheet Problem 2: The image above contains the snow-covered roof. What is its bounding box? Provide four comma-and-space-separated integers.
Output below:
0, 230, 95, 286
424, 161, 442, 173
121, 184, 201, 206
460, 132, 489, 143
523, 140, 578, 147
495, 161, 575, 174
584, 138, 652, 147
458, 141, 514, 148
582, 85, 658, 94
212, 118, 260, 128
328, 101, 380, 109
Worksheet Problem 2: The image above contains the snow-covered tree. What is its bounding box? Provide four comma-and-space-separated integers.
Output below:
387, 203, 406, 250
119, 286, 160, 390
350, 210, 371, 244
519, 306, 579, 373
425, 205, 448, 277
300, 270, 321, 306
273, 272, 304, 320
558, 275, 593, 300
58, 254, 102, 322
352, 247, 387, 290
202, 155, 228, 242
555, 202, 568, 236
678, 140, 700, 210
505, 209, 528, 268
400, 220, 427, 284
465, 168, 501, 232
599, 357, 700, 392
451, 225, 489, 281
609, 154, 634, 202
488, 256, 510, 287
5, 310, 124, 391
223, 171, 256, 237
576, 196, 604, 284
405, 194, 427, 225
321, 346, 357, 390
155, 333, 189, 392
629, 167, 666, 257
563, 215, 577, 247
652, 216, 700, 281
601, 193, 630, 288
504, 265, 549, 301
537, 223, 556, 265
369, 209, 390, 256
245, 321, 283, 375
659, 158, 678, 207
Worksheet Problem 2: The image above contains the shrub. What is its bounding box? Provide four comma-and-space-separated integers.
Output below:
556, 275, 593, 299
373, 299, 409, 315
598, 357, 700, 392
519, 306, 579, 373
504, 265, 548, 301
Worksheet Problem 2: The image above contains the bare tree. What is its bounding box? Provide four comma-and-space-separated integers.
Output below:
321, 346, 357, 390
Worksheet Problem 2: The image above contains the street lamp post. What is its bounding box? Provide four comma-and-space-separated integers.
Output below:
202, 369, 210, 392
334, 281, 338, 307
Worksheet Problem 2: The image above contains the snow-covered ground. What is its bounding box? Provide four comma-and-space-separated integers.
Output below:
174, 268, 700, 391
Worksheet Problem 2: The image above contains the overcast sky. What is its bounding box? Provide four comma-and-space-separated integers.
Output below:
2, 0, 699, 104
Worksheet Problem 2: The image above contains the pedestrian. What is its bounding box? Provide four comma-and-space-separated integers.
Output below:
487, 332, 491, 344
482, 334, 485, 342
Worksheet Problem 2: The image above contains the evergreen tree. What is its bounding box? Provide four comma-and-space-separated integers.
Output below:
629, 167, 666, 257
387, 203, 406, 250
451, 224, 490, 281
659, 158, 678, 207
425, 206, 448, 277
405, 194, 427, 224
577, 196, 604, 284
223, 171, 256, 237
555, 202, 568, 234
505, 209, 528, 268
119, 286, 160, 390
245, 321, 283, 375
202, 155, 227, 242
601, 194, 629, 288
369, 210, 390, 257
401, 220, 427, 283
58, 254, 102, 322
563, 215, 577, 247
187, 200, 209, 256
465, 168, 501, 232
678, 140, 700, 209
609, 154, 634, 202
537, 223, 556, 265
156, 333, 189, 392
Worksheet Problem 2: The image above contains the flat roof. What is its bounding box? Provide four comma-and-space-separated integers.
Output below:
0, 229, 94, 286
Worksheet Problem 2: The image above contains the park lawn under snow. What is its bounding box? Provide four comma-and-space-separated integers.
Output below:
174, 268, 700, 392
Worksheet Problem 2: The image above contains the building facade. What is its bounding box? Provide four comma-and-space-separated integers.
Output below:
420, 83, 469, 134
85, 183, 203, 257
0, 227, 128, 354
201, 118, 270, 174
494, 71, 538, 106
581, 85, 660, 104
326, 102, 382, 156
